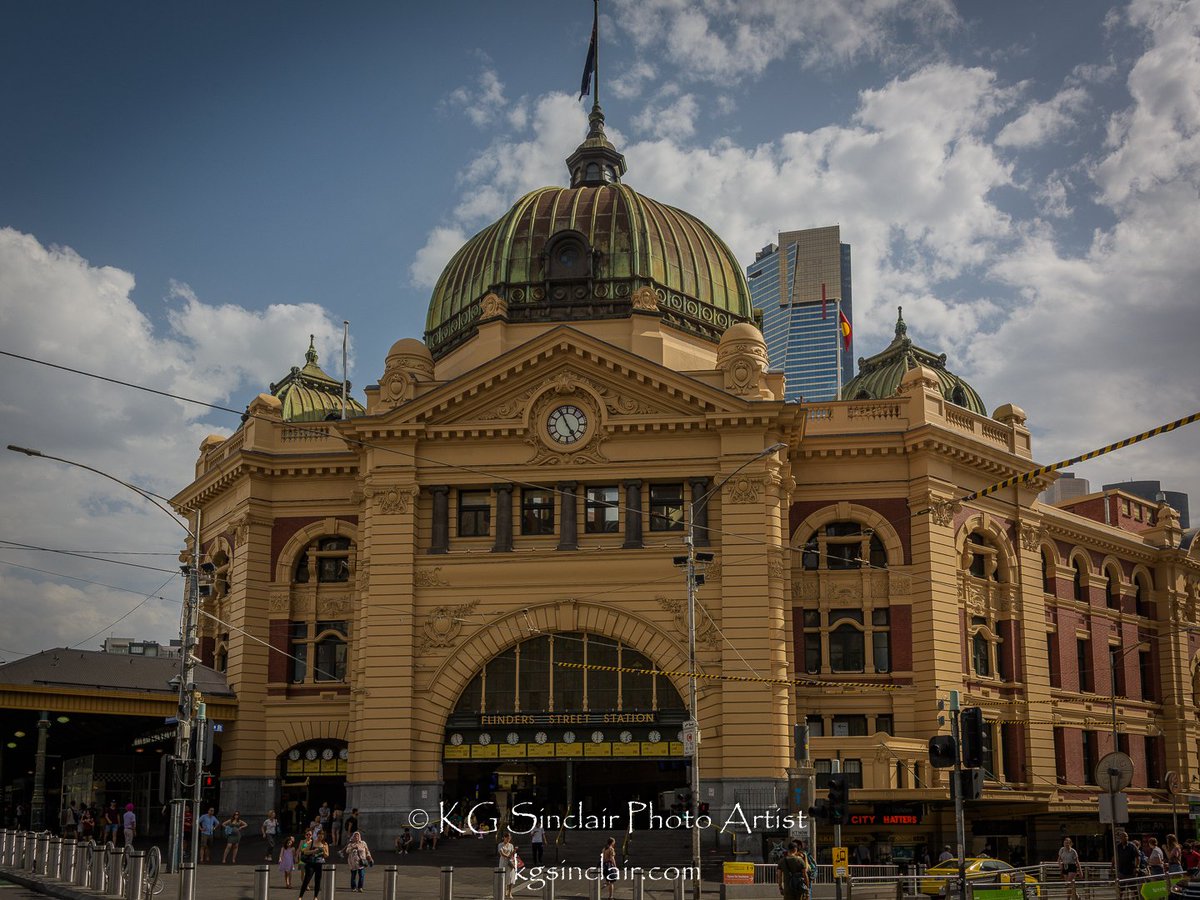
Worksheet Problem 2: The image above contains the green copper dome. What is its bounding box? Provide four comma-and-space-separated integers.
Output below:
269, 337, 366, 423
424, 106, 752, 359
843, 308, 986, 414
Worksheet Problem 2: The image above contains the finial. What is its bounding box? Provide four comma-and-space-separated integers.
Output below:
895, 306, 907, 338
306, 335, 318, 365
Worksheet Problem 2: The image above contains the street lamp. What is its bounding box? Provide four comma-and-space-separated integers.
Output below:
6, 444, 205, 884
680, 441, 786, 899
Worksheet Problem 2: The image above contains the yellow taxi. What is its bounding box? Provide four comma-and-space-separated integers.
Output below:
919, 858, 1039, 897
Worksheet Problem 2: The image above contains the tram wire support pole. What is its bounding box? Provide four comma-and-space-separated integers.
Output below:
5, 445, 208, 884
680, 441, 787, 900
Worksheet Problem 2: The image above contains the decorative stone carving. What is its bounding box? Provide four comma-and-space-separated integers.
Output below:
794, 574, 820, 601
373, 485, 418, 515
317, 596, 352, 617
715, 323, 769, 398
1019, 522, 1045, 552
379, 338, 435, 410
926, 496, 961, 528
889, 572, 912, 596
414, 567, 449, 588
767, 550, 786, 580
630, 286, 660, 312
725, 476, 762, 505
702, 561, 722, 582
657, 595, 720, 649
421, 599, 480, 649
480, 292, 508, 320
269, 591, 291, 613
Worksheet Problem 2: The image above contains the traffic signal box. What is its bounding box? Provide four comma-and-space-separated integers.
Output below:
960, 707, 988, 769
826, 774, 848, 824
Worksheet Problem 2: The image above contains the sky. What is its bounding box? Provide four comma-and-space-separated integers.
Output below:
1, 0, 1198, 657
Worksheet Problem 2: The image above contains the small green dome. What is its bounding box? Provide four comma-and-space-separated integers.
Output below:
424, 106, 752, 359
843, 308, 986, 414
269, 337, 366, 423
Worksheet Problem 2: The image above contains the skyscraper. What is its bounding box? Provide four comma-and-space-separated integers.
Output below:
748, 225, 853, 402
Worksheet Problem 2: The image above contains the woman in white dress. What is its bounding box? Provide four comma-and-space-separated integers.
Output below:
499, 831, 518, 899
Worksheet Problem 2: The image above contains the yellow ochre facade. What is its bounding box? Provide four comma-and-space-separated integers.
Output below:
172, 110, 1200, 862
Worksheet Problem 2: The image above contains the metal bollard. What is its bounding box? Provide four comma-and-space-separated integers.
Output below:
590, 868, 601, 900
632, 868, 645, 900
319, 864, 335, 900
36, 835, 49, 878
179, 863, 195, 900
673, 873, 685, 900
75, 842, 89, 887
93, 841, 108, 892
28, 832, 40, 873
48, 836, 61, 879
542, 872, 555, 900
126, 850, 145, 900
61, 838, 74, 882
254, 864, 270, 900
494, 867, 507, 900
0, 830, 8, 867
383, 866, 399, 900
110, 846, 126, 896
440, 866, 454, 900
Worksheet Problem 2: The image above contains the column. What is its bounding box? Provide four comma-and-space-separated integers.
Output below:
557, 483, 578, 551
429, 486, 449, 554
622, 480, 643, 549
492, 484, 513, 552
31, 712, 49, 831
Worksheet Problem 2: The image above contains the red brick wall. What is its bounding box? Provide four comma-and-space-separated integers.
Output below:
268, 620, 289, 683
199, 635, 216, 669
891, 605, 913, 671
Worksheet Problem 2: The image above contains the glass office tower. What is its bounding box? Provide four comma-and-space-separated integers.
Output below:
748, 226, 853, 402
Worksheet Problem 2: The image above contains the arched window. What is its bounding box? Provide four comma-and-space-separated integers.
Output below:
293, 536, 353, 584
1041, 550, 1054, 594
828, 611, 865, 673
1135, 575, 1151, 617
585, 162, 600, 181
951, 386, 968, 406
972, 632, 991, 677
965, 532, 1001, 581
314, 623, 348, 681
1104, 566, 1120, 610
1073, 558, 1086, 601
801, 521, 887, 571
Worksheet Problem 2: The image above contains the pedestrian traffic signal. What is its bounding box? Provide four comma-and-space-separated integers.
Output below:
960, 707, 988, 769
826, 774, 848, 824
928, 735, 958, 769
202, 775, 216, 789
952, 768, 984, 801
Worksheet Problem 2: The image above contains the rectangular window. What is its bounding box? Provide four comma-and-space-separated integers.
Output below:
805, 715, 824, 737
1111, 647, 1126, 697
1077, 639, 1093, 692
584, 486, 620, 533
289, 622, 308, 683
832, 715, 868, 737
1139, 650, 1155, 701
1048, 634, 1061, 688
1082, 731, 1098, 785
872, 631, 891, 673
842, 759, 863, 789
648, 484, 684, 531
830, 626, 865, 672
458, 490, 491, 537
875, 715, 894, 735
521, 489, 555, 535
802, 611, 821, 628
1054, 728, 1067, 783
804, 633, 822, 674
1146, 736, 1162, 788
814, 759, 832, 789
981, 721, 997, 780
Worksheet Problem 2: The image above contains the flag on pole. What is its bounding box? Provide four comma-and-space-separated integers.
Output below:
579, 3, 598, 100
838, 310, 852, 351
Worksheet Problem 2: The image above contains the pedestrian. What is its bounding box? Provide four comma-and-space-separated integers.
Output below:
278, 836, 297, 889
331, 808, 343, 847
297, 829, 330, 900
343, 809, 359, 844
60, 801, 77, 838
420, 823, 440, 850
341, 831, 373, 892
222, 811, 249, 863
80, 806, 95, 841
394, 827, 414, 854
777, 840, 810, 900
600, 837, 619, 900
103, 801, 120, 844
1058, 837, 1080, 900
499, 831, 518, 900
531, 823, 545, 865
263, 810, 281, 861
1147, 836, 1165, 877
938, 845, 954, 864
1184, 840, 1200, 876
1115, 831, 1140, 894
1166, 835, 1184, 874
198, 807, 219, 863
318, 801, 331, 836
122, 803, 137, 848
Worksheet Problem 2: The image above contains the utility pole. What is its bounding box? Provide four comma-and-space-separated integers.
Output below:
949, 691, 966, 899
170, 509, 203, 874
831, 759, 843, 900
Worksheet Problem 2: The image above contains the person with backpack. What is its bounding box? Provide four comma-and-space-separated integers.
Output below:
777, 840, 810, 900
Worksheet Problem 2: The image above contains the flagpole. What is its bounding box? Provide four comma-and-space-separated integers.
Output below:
593, 0, 600, 109
836, 298, 843, 401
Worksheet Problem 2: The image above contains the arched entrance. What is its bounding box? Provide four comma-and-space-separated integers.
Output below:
278, 739, 348, 833
443, 632, 689, 825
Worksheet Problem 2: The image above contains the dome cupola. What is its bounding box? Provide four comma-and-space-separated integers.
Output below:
269, 336, 366, 422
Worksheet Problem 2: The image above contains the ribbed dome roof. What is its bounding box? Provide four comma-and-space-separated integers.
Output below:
843, 308, 986, 414
269, 337, 365, 423
424, 107, 752, 359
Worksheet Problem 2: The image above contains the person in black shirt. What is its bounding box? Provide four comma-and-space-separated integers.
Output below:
1115, 831, 1141, 893
343, 809, 359, 844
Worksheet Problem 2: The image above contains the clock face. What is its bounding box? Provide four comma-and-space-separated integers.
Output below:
535, 732, 548, 745
562, 731, 576, 744
648, 730, 661, 744
338, 748, 349, 761
449, 733, 464, 746
479, 733, 492, 746
305, 748, 318, 761
620, 731, 633, 744
321, 748, 334, 761
591, 730, 605, 744
507, 732, 520, 745
547, 405, 588, 445
288, 749, 301, 761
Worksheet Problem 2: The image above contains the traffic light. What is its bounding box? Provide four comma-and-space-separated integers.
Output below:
826, 774, 848, 824
928, 735, 957, 768
952, 768, 984, 801
202, 775, 216, 789
960, 707, 988, 769
808, 800, 831, 824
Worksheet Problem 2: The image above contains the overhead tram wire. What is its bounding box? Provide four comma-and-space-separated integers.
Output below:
0, 539, 184, 575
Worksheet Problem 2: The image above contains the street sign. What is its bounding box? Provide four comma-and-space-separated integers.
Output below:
1100, 792, 1130, 824
723, 862, 755, 885
682, 720, 698, 757
832, 847, 848, 878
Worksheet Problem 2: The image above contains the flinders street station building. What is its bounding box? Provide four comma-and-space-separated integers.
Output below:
171, 105, 1200, 864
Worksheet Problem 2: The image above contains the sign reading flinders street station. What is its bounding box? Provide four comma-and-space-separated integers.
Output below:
444, 712, 685, 761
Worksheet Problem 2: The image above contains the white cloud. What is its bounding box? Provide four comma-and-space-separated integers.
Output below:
995, 86, 1089, 148
611, 61, 657, 100
410, 226, 468, 289
446, 67, 509, 127
0, 228, 347, 653
613, 0, 959, 82
633, 93, 700, 140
